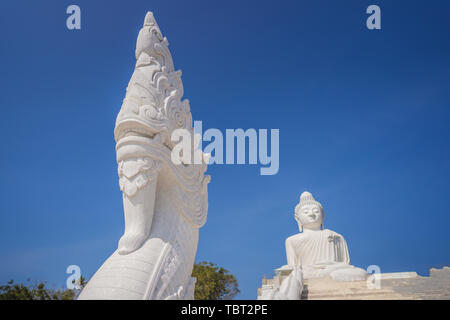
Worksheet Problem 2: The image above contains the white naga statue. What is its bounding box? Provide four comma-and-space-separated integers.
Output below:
79, 12, 210, 300
260, 192, 367, 300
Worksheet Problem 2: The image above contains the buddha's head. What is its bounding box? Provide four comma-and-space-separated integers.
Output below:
294, 191, 324, 232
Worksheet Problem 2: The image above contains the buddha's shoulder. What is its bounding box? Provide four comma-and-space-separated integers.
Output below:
285, 233, 304, 244
285, 231, 318, 243
286, 230, 345, 244
324, 229, 345, 239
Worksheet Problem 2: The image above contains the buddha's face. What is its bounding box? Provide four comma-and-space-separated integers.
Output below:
296, 204, 323, 231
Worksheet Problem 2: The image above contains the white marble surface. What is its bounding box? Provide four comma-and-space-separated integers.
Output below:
78, 12, 210, 300
259, 192, 367, 300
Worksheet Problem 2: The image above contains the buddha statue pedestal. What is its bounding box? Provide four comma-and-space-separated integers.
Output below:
259, 267, 450, 300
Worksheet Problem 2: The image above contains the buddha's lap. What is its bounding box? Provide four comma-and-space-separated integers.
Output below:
329, 266, 368, 281
302, 263, 367, 281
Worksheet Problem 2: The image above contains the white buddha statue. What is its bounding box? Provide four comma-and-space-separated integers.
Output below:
261, 191, 367, 300
285, 191, 367, 281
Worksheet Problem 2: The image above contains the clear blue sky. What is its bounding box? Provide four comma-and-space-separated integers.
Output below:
0, 0, 449, 299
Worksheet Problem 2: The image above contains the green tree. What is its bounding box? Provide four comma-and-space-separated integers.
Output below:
192, 261, 239, 300
0, 277, 87, 300
1, 264, 239, 300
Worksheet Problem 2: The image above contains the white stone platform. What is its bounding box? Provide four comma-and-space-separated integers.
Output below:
258, 267, 450, 300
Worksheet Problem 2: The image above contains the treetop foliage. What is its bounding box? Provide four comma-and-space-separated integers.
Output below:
192, 261, 239, 300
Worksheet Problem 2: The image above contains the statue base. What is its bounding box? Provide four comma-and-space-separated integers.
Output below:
258, 266, 450, 300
